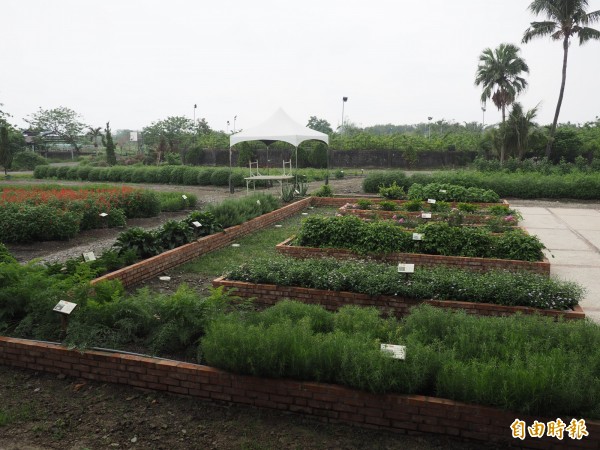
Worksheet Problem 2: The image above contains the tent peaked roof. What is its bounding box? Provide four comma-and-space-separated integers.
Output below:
229, 108, 329, 147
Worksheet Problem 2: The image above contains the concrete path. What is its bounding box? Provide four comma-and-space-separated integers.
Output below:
515, 202, 600, 323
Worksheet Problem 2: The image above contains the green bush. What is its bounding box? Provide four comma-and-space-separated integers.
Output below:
197, 169, 215, 185
378, 200, 398, 211
206, 193, 280, 228
33, 165, 49, 179
312, 184, 333, 197
210, 168, 231, 186
227, 257, 581, 310
11, 152, 48, 170
181, 167, 199, 185
156, 192, 197, 211
113, 227, 161, 259
379, 182, 406, 200
0, 203, 81, 243
408, 183, 500, 203
157, 220, 195, 250
76, 166, 92, 180
295, 215, 545, 261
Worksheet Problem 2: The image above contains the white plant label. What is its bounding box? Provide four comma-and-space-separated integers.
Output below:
427, 199, 436, 204
256, 200, 261, 205
295, 190, 300, 194
381, 344, 406, 360
421, 213, 432, 219
192, 221, 202, 228
182, 195, 188, 200
397, 263, 415, 273
53, 300, 77, 315
99, 212, 108, 217
412, 233, 423, 241
231, 243, 241, 247
159, 276, 171, 281
82, 252, 96, 262
439, 189, 447, 194
275, 224, 283, 228
302, 212, 308, 215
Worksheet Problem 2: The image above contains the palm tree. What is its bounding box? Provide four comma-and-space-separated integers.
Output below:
504, 103, 539, 160
522, 0, 600, 158
475, 43, 529, 163
87, 126, 102, 148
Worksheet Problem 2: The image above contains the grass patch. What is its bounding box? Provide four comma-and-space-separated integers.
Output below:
178, 207, 338, 278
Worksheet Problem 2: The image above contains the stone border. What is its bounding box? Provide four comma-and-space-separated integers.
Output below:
0, 337, 597, 449
212, 276, 585, 320
276, 237, 551, 276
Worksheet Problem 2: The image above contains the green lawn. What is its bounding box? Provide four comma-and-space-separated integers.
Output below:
177, 207, 338, 278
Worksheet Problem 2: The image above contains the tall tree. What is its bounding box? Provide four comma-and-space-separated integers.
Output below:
475, 43, 529, 163
522, 0, 600, 158
105, 122, 117, 166
87, 126, 103, 148
0, 125, 11, 175
504, 103, 539, 160
24, 107, 87, 154
307, 116, 333, 134
142, 116, 195, 153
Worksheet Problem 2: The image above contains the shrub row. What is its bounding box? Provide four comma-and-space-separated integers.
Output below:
201, 301, 600, 418
407, 183, 500, 203
296, 215, 545, 261
473, 156, 600, 174
226, 256, 581, 310
33, 164, 327, 187
363, 170, 600, 199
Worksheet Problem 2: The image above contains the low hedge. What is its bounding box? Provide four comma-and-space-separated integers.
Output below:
0, 203, 81, 242
407, 183, 500, 203
201, 302, 600, 418
363, 170, 600, 199
296, 215, 545, 261
226, 256, 582, 310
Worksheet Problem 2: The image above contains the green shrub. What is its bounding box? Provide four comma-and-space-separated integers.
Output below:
157, 220, 195, 250
0, 203, 81, 243
363, 172, 409, 193
182, 167, 199, 185
197, 169, 214, 185
33, 165, 49, 178
113, 227, 161, 259
379, 182, 406, 200
402, 199, 423, 212
183, 211, 222, 237
378, 200, 398, 211
312, 184, 333, 197
456, 202, 478, 213
157, 192, 197, 211
210, 168, 231, 186
169, 166, 186, 184
205, 194, 280, 228
77, 166, 92, 180
408, 183, 500, 203
0, 243, 17, 264
11, 152, 48, 170
356, 199, 372, 210
56, 166, 70, 179
157, 166, 175, 184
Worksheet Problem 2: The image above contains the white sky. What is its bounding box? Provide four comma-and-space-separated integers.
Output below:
1, 0, 599, 132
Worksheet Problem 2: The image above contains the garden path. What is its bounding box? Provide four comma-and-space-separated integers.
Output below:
516, 201, 600, 323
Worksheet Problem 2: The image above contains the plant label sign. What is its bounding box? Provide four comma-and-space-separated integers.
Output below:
412, 233, 423, 241
99, 212, 108, 217
381, 344, 406, 360
439, 189, 447, 194
421, 213, 432, 219
274, 224, 283, 228
82, 252, 96, 262
294, 190, 300, 195
53, 300, 77, 315
397, 263, 415, 273
182, 195, 188, 200
192, 221, 202, 228
427, 199, 436, 204
256, 200, 261, 205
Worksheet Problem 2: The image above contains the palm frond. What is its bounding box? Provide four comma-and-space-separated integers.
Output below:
578, 26, 600, 44
522, 21, 557, 42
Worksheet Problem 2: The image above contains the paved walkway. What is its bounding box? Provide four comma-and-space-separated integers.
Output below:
515, 202, 600, 323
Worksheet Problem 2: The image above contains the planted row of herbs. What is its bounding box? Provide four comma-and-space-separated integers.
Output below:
296, 215, 545, 262
379, 182, 501, 203
50, 194, 281, 277
0, 185, 197, 243
364, 170, 600, 199
202, 301, 600, 419
1, 242, 598, 419
226, 256, 581, 310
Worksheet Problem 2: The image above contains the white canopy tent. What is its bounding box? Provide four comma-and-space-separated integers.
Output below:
228, 108, 330, 193
230, 108, 329, 148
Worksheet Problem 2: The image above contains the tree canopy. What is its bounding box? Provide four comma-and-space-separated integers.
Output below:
522, 0, 600, 158
24, 106, 88, 153
307, 116, 333, 134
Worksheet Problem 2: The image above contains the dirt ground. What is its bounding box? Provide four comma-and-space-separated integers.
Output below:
0, 175, 589, 449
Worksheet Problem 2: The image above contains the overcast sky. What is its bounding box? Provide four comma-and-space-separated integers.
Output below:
1, 0, 599, 133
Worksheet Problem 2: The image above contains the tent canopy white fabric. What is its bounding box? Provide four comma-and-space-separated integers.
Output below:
229, 108, 329, 148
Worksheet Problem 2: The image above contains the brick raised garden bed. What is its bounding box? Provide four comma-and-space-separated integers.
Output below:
311, 196, 510, 209
212, 276, 585, 321
1, 336, 597, 449
276, 237, 551, 276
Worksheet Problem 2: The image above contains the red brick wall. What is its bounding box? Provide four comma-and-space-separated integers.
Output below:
0, 337, 596, 449
339, 208, 515, 225
212, 277, 585, 320
92, 198, 312, 287
276, 238, 551, 276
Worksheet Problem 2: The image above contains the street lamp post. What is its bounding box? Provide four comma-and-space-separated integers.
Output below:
193, 104, 197, 124
341, 97, 348, 134
427, 117, 432, 139
226, 120, 230, 134
233, 115, 237, 133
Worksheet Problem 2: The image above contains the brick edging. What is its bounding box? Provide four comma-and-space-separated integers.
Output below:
212, 276, 585, 320
0, 336, 596, 449
91, 198, 312, 287
276, 237, 551, 276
